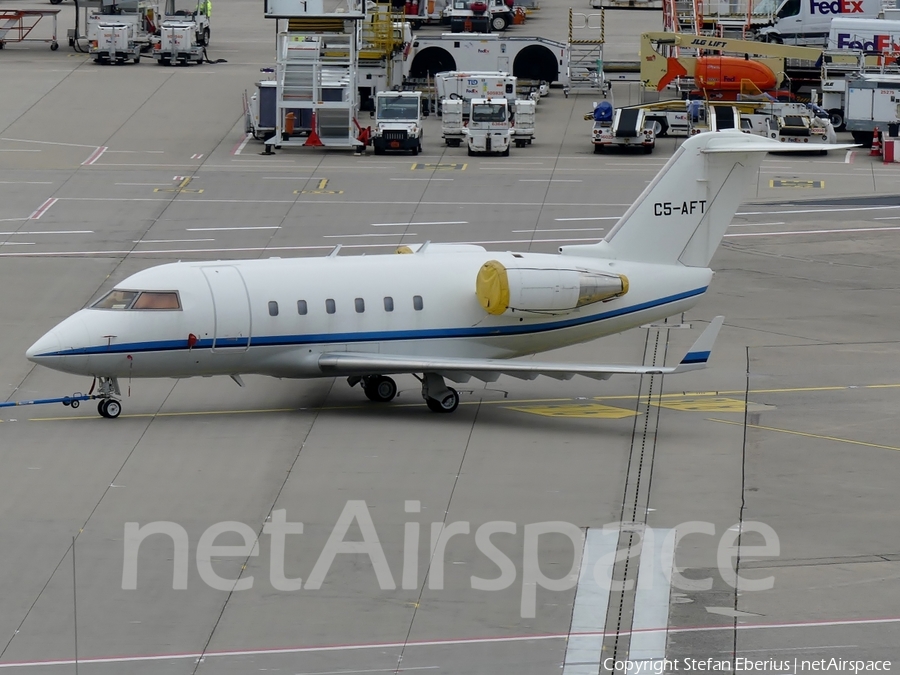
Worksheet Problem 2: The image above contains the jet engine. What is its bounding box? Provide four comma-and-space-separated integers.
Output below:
475, 260, 628, 315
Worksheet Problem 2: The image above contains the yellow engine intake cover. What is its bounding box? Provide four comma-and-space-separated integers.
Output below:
475, 260, 510, 315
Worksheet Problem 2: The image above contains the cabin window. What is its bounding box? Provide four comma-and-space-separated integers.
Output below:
384, 296, 394, 312
413, 295, 424, 311
268, 301, 279, 316
326, 298, 336, 314
355, 298, 365, 313
297, 300, 308, 315
92, 290, 181, 311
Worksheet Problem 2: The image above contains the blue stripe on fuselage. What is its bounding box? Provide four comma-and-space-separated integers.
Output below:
35, 286, 708, 358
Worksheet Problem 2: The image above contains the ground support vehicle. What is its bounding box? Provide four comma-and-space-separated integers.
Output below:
591, 102, 655, 153
845, 74, 900, 144
441, 98, 466, 146
164, 0, 210, 46
435, 71, 517, 116
153, 20, 202, 64
465, 98, 512, 155
89, 20, 141, 63
511, 98, 535, 146
371, 91, 424, 154
446, 0, 491, 33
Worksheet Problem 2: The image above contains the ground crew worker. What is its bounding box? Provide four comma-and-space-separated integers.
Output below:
201, 0, 211, 16
356, 126, 371, 155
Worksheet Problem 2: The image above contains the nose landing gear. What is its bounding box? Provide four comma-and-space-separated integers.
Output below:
96, 377, 122, 418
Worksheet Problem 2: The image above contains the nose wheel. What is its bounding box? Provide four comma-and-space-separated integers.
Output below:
98, 398, 122, 418
95, 377, 122, 418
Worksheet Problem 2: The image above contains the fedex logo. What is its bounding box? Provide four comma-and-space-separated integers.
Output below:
837, 32, 900, 51
810, 0, 863, 14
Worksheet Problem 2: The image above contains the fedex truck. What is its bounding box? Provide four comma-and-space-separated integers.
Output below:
818, 19, 900, 129
759, 0, 882, 46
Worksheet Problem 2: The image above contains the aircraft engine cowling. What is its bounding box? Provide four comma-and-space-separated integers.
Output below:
476, 260, 628, 315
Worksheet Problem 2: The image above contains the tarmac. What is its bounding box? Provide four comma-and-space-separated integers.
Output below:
1, 0, 899, 672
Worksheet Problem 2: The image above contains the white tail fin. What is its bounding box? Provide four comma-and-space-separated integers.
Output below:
590, 132, 855, 267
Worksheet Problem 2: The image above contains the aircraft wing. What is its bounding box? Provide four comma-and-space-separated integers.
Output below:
317, 317, 724, 383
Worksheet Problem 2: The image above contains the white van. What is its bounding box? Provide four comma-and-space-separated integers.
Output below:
827, 17, 900, 51
759, 0, 882, 46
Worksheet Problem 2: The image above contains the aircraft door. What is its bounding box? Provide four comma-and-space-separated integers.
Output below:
201, 266, 252, 351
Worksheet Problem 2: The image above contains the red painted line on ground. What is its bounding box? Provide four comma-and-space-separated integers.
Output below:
81, 146, 108, 166
28, 198, 57, 220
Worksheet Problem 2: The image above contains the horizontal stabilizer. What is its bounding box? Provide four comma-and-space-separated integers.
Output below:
672, 315, 724, 373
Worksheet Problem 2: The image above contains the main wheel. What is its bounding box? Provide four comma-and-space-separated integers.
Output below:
467, 147, 474, 156
426, 388, 459, 413
491, 14, 508, 30
364, 376, 398, 403
104, 399, 122, 418
202, 27, 210, 46
828, 108, 845, 132
502, 146, 510, 156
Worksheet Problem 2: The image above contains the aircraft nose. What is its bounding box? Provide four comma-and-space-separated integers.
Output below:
26, 330, 61, 362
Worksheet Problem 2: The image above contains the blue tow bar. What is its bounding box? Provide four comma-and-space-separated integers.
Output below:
0, 393, 95, 410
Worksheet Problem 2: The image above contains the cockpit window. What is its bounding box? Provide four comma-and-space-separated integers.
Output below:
91, 290, 181, 310
92, 290, 139, 309
132, 292, 181, 310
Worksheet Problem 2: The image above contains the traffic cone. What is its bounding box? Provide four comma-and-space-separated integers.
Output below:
304, 110, 324, 147
870, 127, 881, 156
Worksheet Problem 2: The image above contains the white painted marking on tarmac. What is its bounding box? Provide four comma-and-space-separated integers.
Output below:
512, 228, 605, 233
115, 183, 171, 186
323, 233, 418, 238
519, 179, 583, 182
555, 216, 621, 222
134, 239, 216, 243
390, 178, 454, 181
372, 221, 467, 227
0, 238, 604, 258
187, 226, 281, 231
296, 668, 439, 674
0, 149, 41, 152
0, 616, 899, 669
845, 150, 855, 164
737, 205, 900, 216
562, 527, 617, 675
81, 146, 108, 165
728, 222, 785, 227
726, 645, 857, 653
629, 529, 675, 663
0, 242, 35, 246
0, 137, 98, 148
232, 133, 251, 156
873, 216, 900, 220
0, 182, 53, 184
0, 231, 93, 235
28, 198, 57, 220
262, 176, 316, 180
0, 219, 28, 223
192, 153, 204, 159
724, 225, 900, 238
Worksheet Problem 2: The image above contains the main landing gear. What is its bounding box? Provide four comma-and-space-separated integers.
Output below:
348, 372, 460, 413
95, 377, 122, 418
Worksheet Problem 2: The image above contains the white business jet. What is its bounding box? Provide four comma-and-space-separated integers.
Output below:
25, 132, 835, 417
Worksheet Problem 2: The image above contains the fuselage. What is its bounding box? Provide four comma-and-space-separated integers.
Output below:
26, 247, 712, 380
